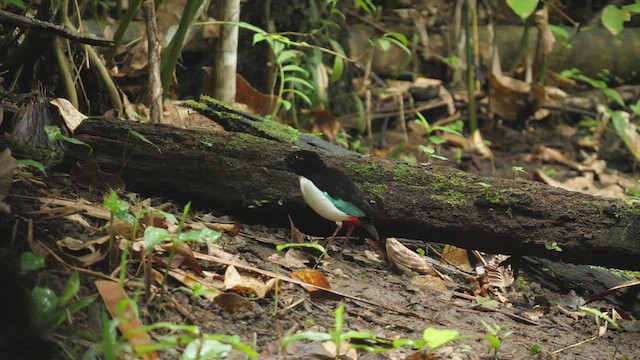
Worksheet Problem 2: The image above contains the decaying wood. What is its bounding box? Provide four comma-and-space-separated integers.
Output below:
62, 117, 640, 270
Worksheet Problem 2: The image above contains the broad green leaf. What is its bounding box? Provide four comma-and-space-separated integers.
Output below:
20, 251, 45, 273
31, 287, 59, 324
602, 5, 629, 35
182, 338, 232, 360
506, 0, 539, 20
277, 51, 298, 64
178, 228, 222, 243
484, 335, 501, 352
623, 4, 640, 13
422, 327, 458, 350
144, 226, 172, 249
602, 88, 624, 106
16, 159, 46, 176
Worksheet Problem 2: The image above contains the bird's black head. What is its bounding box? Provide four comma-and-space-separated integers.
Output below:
285, 150, 326, 177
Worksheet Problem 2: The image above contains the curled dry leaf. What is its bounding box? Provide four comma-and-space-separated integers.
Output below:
386, 237, 438, 276
50, 98, 87, 133
224, 265, 268, 298
56, 235, 109, 266
290, 269, 331, 291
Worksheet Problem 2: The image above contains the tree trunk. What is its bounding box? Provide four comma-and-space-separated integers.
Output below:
62, 117, 640, 270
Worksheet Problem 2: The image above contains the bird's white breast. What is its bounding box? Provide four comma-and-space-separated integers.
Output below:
299, 176, 348, 223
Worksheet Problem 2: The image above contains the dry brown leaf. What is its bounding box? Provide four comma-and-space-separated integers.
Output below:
50, 98, 87, 133
469, 130, 494, 159
288, 215, 305, 243
37, 197, 111, 220
535, 170, 625, 198
484, 255, 514, 293
214, 293, 253, 314
162, 242, 204, 275
283, 248, 311, 268
0, 149, 17, 213
224, 265, 268, 298
410, 274, 448, 292
386, 238, 438, 276
95, 280, 159, 360
531, 146, 606, 173
290, 269, 331, 291
441, 245, 472, 272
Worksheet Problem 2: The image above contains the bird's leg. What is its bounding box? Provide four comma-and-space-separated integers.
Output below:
323, 224, 342, 250
338, 226, 354, 257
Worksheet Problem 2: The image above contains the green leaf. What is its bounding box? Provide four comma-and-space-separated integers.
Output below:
428, 135, 446, 145
129, 129, 161, 153
44, 125, 93, 154
3, 0, 26, 9
630, 99, 640, 116
282, 331, 332, 348
182, 338, 232, 360
237, 21, 266, 35
549, 25, 570, 39
377, 38, 390, 52
385, 32, 408, 46
331, 56, 344, 83
623, 4, 640, 13
283, 88, 313, 106
422, 327, 458, 350
602, 88, 625, 106
506, 0, 539, 20
578, 306, 621, 330
103, 190, 134, 222
15, 159, 46, 176
59, 271, 80, 305
144, 226, 172, 249
31, 286, 60, 328
20, 251, 46, 273
277, 50, 298, 64
484, 335, 501, 352
282, 65, 309, 77
280, 99, 292, 111
284, 77, 316, 90
276, 242, 327, 255
602, 5, 629, 35
178, 228, 222, 243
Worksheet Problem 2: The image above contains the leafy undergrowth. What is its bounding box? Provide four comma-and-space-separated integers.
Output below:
2, 159, 640, 360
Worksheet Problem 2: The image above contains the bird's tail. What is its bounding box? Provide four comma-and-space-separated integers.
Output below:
362, 221, 380, 241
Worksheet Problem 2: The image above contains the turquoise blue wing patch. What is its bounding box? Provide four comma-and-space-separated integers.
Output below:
322, 191, 365, 217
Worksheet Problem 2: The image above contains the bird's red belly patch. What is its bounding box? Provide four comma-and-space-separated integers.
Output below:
344, 216, 362, 227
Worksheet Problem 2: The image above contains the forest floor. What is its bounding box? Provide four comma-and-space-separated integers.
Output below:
3, 121, 640, 360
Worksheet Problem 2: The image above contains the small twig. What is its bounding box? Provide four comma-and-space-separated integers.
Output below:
0, 9, 113, 47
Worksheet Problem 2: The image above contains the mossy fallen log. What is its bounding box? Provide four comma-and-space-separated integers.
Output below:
62, 117, 640, 270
